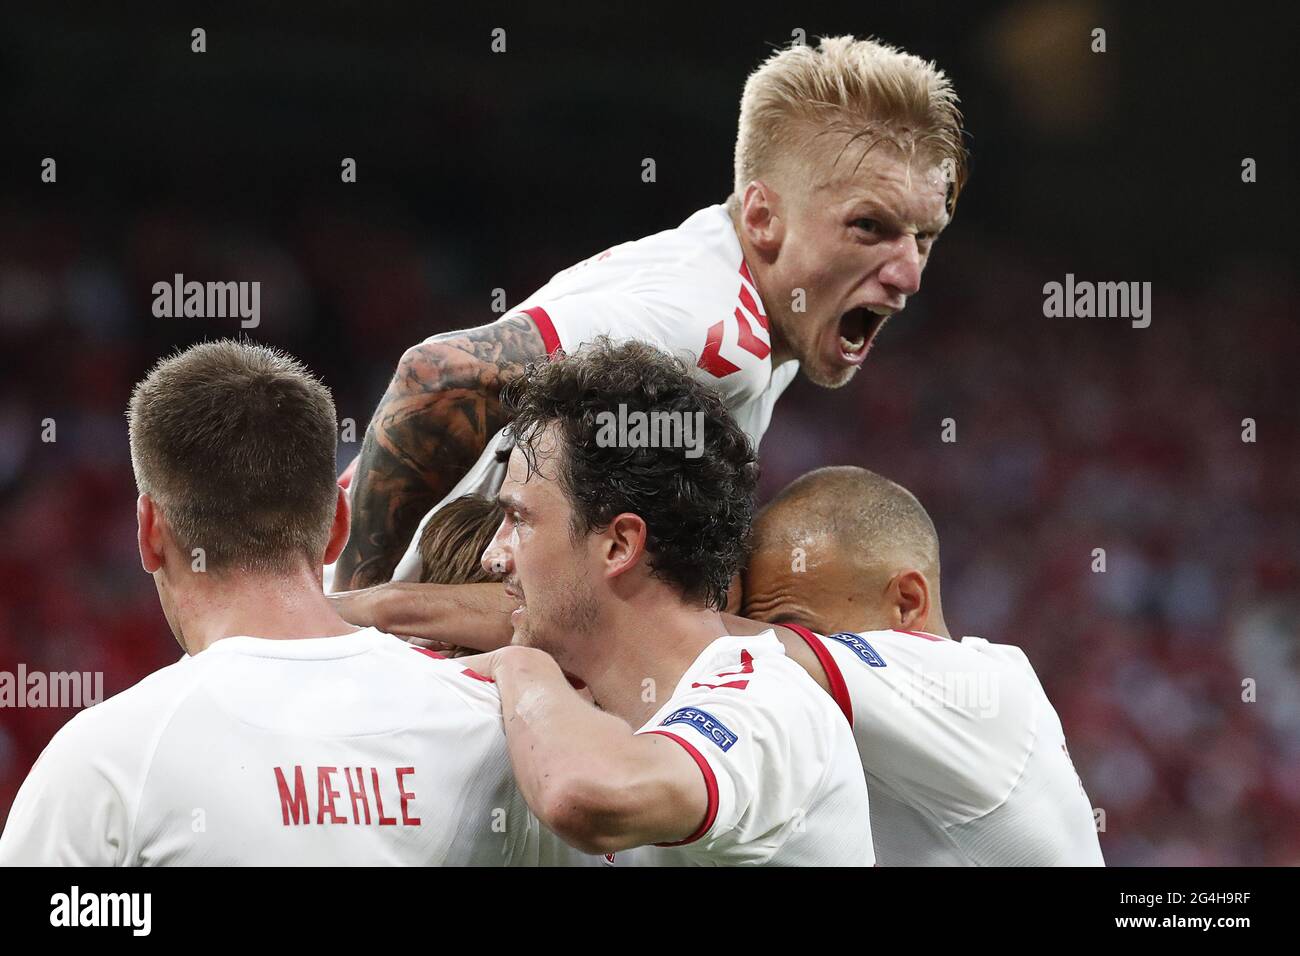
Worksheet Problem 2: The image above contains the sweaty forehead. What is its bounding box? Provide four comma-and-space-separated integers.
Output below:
810, 147, 950, 227
755, 524, 834, 556
743, 531, 851, 618
503, 432, 563, 498
750, 528, 845, 581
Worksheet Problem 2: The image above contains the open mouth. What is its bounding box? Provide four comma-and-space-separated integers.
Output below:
837, 307, 890, 363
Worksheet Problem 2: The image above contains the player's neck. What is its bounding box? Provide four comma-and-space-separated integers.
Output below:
579, 601, 729, 729
168, 564, 361, 655
916, 608, 952, 639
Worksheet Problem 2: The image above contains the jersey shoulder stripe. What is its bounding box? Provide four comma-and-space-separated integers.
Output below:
783, 624, 853, 724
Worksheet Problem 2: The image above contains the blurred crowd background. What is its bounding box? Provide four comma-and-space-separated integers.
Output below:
1, 2, 1295, 863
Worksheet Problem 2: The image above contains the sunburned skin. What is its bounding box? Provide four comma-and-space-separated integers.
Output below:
750, 148, 950, 389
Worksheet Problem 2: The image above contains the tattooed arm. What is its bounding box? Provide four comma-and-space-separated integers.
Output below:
333, 315, 547, 589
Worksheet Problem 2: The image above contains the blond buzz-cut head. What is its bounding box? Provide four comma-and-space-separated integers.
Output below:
734, 35, 968, 214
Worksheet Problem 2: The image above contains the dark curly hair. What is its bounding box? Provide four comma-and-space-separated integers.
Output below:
500, 337, 758, 609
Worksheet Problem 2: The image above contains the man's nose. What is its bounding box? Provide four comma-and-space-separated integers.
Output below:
878, 235, 923, 298
481, 524, 513, 577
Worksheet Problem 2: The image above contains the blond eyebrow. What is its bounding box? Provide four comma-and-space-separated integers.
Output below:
853, 198, 948, 237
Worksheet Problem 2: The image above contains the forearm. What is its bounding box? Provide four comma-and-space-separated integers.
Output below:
330, 582, 515, 649
495, 647, 631, 802
492, 647, 701, 853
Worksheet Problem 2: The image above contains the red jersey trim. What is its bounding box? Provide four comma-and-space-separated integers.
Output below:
784, 624, 854, 725
894, 628, 944, 642
520, 306, 562, 356
641, 730, 719, 846
408, 644, 494, 682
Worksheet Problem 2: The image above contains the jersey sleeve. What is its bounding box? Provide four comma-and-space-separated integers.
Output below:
0, 714, 132, 866
635, 657, 862, 865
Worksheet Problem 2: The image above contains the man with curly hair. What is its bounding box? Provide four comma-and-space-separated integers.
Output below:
461, 339, 874, 865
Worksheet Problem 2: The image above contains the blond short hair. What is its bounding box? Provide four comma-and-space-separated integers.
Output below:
734, 35, 968, 213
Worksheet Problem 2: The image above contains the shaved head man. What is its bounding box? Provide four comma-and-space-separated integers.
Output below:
739, 466, 1104, 866
742, 465, 948, 637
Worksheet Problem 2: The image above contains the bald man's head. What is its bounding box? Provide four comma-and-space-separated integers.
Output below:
742, 466, 948, 636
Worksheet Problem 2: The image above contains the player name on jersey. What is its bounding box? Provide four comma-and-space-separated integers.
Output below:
274, 765, 421, 827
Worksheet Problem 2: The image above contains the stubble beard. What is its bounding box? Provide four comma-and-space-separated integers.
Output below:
517, 574, 601, 673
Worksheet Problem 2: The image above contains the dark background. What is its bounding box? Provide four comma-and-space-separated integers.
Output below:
0, 1, 1296, 864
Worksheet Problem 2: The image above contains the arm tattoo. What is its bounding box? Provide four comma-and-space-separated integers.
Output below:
334, 315, 546, 589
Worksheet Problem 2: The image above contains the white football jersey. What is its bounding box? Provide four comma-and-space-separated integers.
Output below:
387, 204, 798, 582
604, 631, 874, 866
785, 625, 1104, 866
0, 629, 569, 866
